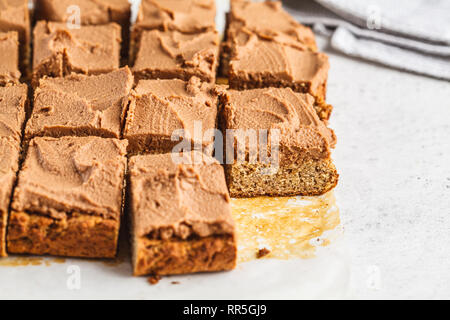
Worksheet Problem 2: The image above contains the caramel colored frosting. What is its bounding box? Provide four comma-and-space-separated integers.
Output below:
33, 21, 121, 76
228, 0, 317, 51
0, 137, 20, 211
36, 0, 130, 25
135, 0, 216, 33
12, 136, 128, 220
128, 151, 234, 240
133, 29, 219, 82
0, 32, 20, 85
26, 67, 133, 140
124, 77, 218, 152
0, 84, 28, 141
229, 30, 329, 96
224, 87, 336, 162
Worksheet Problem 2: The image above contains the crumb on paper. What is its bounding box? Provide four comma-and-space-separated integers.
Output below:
171, 281, 180, 285
147, 275, 161, 285
257, 248, 271, 259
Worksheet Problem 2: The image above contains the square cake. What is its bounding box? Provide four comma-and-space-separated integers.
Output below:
0, 83, 28, 141
35, 0, 131, 57
131, 0, 216, 60
0, 137, 21, 257
32, 21, 122, 86
227, 29, 332, 120
124, 77, 219, 155
8, 136, 128, 258
127, 151, 236, 276
0, 84, 28, 256
221, 0, 317, 76
221, 87, 338, 198
0, 32, 21, 86
132, 29, 220, 83
25, 67, 133, 141
0, 0, 30, 73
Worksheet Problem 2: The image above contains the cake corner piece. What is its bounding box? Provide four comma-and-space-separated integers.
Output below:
127, 152, 237, 276
7, 136, 128, 258
220, 87, 338, 198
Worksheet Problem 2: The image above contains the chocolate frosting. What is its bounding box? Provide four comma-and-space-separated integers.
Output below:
26, 67, 133, 139
125, 77, 218, 150
229, 29, 329, 96
33, 21, 121, 76
133, 29, 219, 82
228, 0, 317, 51
129, 152, 234, 240
0, 32, 20, 85
37, 0, 130, 25
12, 136, 128, 220
224, 87, 336, 163
0, 137, 20, 211
0, 84, 27, 141
135, 0, 216, 33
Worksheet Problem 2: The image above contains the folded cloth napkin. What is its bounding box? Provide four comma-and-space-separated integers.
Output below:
283, 0, 450, 80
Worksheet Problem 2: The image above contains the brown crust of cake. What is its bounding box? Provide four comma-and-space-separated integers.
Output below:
7, 211, 120, 258
225, 159, 339, 198
0, 211, 7, 257
133, 234, 237, 276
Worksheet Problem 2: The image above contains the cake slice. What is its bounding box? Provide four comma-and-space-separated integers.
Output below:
128, 152, 236, 276
131, 29, 220, 83
221, 87, 338, 198
35, 0, 131, 57
227, 29, 332, 120
25, 67, 133, 141
0, 84, 28, 141
221, 0, 317, 76
0, 137, 21, 257
130, 0, 217, 62
0, 0, 31, 74
124, 77, 219, 156
32, 21, 122, 86
0, 32, 21, 86
8, 136, 128, 258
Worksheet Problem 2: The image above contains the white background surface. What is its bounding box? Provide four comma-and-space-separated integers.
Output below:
323, 35, 450, 299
